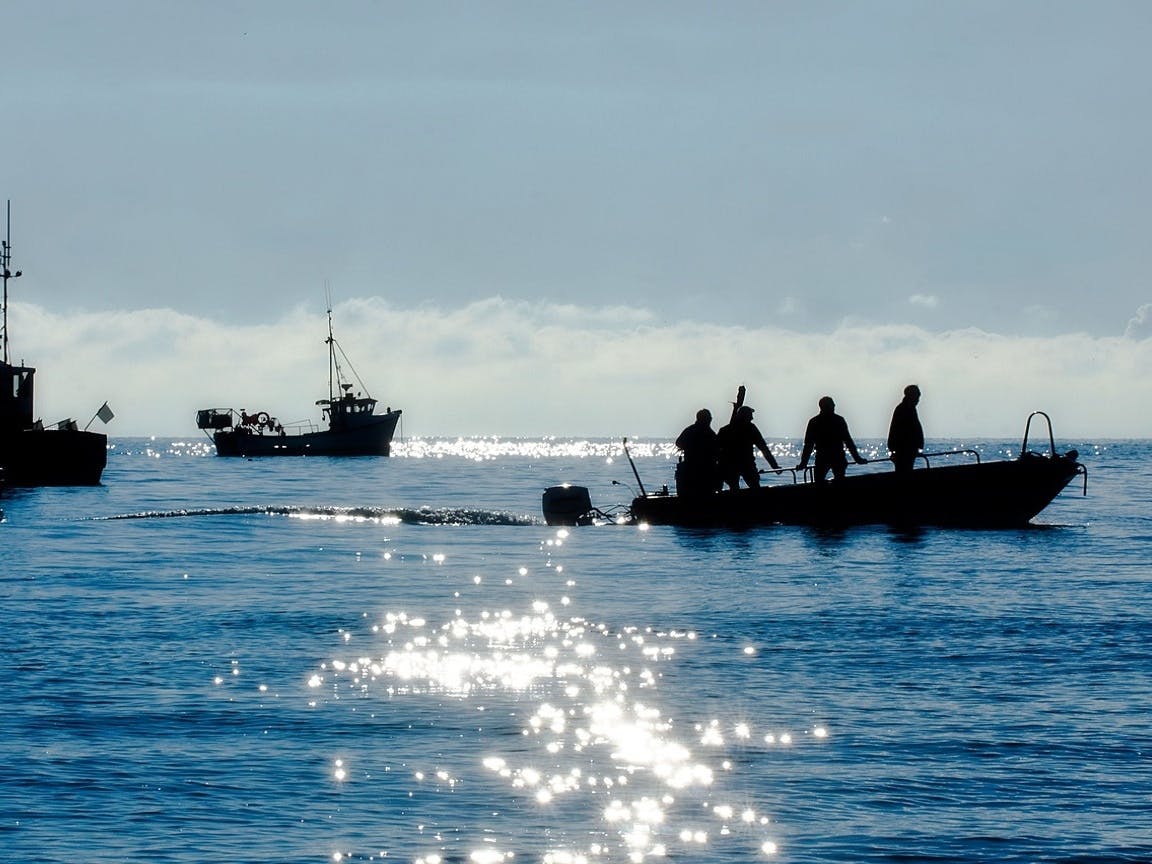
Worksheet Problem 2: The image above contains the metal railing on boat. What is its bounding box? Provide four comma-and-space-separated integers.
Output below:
1020, 410, 1088, 494
909, 449, 982, 468
790, 449, 980, 483
1021, 410, 1057, 457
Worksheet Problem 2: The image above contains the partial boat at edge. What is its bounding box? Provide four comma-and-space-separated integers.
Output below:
0, 201, 108, 487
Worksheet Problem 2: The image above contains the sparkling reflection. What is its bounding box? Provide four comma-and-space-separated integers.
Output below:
314, 572, 829, 861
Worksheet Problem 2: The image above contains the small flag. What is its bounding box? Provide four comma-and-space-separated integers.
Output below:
96, 401, 115, 424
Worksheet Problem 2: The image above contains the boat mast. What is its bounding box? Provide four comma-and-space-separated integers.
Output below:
326, 299, 336, 404
321, 290, 370, 405
2, 200, 24, 366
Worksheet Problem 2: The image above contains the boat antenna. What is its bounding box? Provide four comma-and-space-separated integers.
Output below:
2, 200, 24, 366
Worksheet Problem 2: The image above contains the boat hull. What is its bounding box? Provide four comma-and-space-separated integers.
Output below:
630, 453, 1084, 529
0, 429, 108, 486
212, 410, 401, 457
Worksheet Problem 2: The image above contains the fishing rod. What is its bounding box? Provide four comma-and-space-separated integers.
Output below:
621, 437, 647, 498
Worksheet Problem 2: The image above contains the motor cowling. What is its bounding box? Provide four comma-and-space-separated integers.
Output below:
542, 485, 593, 526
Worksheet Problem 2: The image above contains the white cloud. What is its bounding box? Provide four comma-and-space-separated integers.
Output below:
8, 297, 1150, 439
778, 297, 801, 316
1124, 303, 1152, 340
908, 294, 939, 308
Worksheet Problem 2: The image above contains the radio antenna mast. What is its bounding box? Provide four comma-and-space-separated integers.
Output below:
1, 200, 24, 365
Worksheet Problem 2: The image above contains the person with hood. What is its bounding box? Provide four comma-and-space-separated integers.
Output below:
674, 408, 720, 496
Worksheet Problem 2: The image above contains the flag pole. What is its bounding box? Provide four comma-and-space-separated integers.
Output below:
85, 401, 113, 431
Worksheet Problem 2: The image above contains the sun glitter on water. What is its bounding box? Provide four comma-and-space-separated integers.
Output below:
310, 530, 829, 861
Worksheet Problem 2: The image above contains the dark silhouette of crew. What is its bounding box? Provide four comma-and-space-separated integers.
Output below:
717, 404, 780, 491
674, 408, 719, 496
887, 384, 924, 473
798, 396, 867, 481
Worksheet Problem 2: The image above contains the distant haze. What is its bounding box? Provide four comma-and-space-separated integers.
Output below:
2, 2, 1149, 438
11, 297, 1149, 439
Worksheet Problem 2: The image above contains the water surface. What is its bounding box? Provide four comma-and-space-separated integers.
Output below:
1, 436, 1147, 863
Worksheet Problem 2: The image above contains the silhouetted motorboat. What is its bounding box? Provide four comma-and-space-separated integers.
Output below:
0, 202, 108, 486
196, 304, 401, 457
543, 412, 1086, 529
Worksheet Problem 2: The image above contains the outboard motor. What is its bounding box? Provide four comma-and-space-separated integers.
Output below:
542, 485, 594, 526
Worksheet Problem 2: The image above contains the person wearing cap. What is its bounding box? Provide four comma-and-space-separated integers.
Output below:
674, 408, 720, 496
716, 404, 780, 491
887, 384, 924, 474
798, 396, 867, 482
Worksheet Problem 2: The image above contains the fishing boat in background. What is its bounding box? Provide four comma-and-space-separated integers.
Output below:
197, 304, 401, 457
0, 201, 109, 486
543, 412, 1086, 529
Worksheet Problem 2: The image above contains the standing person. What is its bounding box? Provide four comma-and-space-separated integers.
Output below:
717, 404, 780, 491
887, 384, 924, 474
674, 408, 719, 496
798, 396, 867, 482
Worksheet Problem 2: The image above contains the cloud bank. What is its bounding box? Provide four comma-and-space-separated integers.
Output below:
8, 297, 1150, 440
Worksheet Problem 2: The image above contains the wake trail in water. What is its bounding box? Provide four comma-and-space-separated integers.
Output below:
93, 505, 542, 526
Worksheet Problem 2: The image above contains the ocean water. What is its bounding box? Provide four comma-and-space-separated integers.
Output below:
1, 434, 1149, 864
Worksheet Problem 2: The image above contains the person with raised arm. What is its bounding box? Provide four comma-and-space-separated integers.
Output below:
717, 393, 780, 491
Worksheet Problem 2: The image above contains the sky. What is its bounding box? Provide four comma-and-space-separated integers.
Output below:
2, 1, 1150, 439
